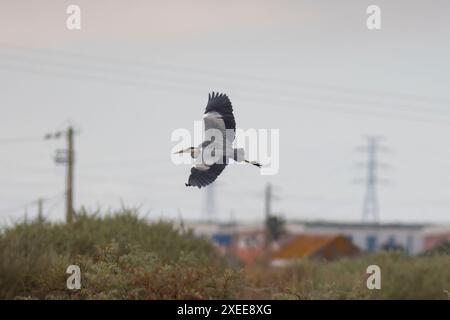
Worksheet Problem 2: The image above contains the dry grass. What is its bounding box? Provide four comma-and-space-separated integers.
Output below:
1, 209, 449, 299
241, 252, 450, 299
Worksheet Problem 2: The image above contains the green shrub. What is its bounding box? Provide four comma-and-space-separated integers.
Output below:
0, 209, 236, 299
1, 209, 449, 299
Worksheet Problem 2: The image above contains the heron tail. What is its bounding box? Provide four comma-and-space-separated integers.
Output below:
233, 148, 245, 162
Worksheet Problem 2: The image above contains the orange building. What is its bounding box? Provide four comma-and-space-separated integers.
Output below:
272, 234, 360, 265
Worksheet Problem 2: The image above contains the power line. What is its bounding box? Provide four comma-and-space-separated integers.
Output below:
1, 43, 448, 107
0, 136, 45, 145
0, 192, 64, 215
1, 47, 450, 126
0, 51, 447, 119
80, 156, 164, 168
2, 59, 450, 128
0, 200, 38, 215
46, 195, 66, 218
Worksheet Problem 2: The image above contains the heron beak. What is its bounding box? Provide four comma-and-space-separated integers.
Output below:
174, 148, 188, 154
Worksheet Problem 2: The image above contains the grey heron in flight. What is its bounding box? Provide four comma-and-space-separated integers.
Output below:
174, 92, 261, 188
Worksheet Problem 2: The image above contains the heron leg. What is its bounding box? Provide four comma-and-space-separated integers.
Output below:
244, 160, 262, 168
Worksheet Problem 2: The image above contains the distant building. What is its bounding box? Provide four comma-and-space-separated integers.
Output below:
228, 230, 267, 266
211, 233, 233, 255
421, 225, 450, 252
272, 234, 360, 266
182, 219, 450, 257
286, 221, 427, 255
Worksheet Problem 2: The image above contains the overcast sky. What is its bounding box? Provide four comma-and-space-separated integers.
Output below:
1, 0, 450, 225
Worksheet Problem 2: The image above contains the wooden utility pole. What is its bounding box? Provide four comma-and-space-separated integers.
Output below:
37, 198, 44, 220
45, 125, 77, 224
66, 127, 74, 224
264, 183, 272, 220
264, 183, 272, 250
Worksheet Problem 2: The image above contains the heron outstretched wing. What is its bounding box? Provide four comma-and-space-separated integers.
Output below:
186, 162, 227, 188
203, 92, 236, 143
